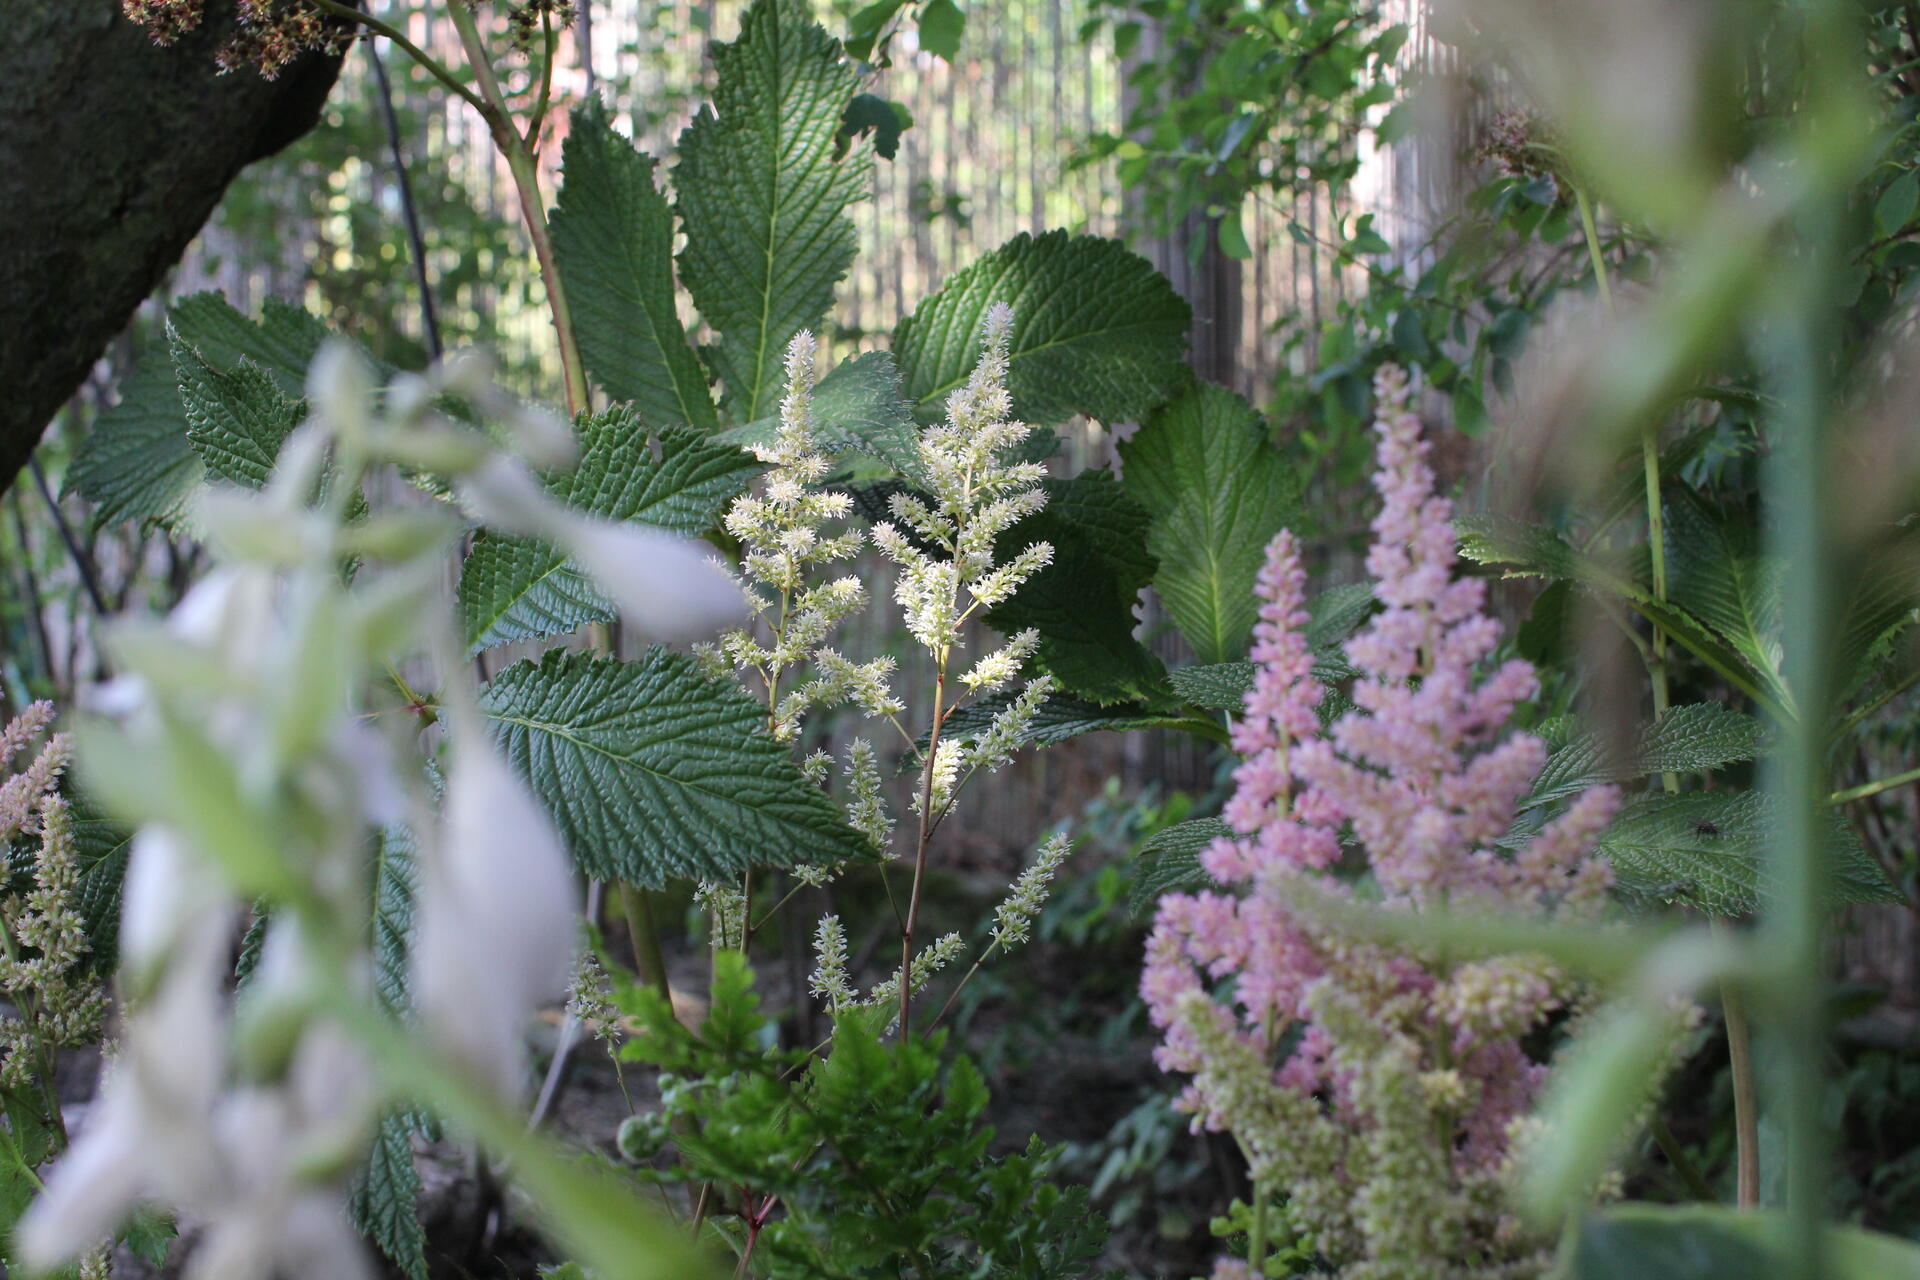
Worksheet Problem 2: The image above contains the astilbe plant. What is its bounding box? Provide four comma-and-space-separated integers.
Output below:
1143, 365, 1622, 1280
0, 704, 108, 1099
697, 305, 1068, 1028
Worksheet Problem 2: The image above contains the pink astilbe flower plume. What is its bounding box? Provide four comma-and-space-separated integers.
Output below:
1143, 366, 1620, 1279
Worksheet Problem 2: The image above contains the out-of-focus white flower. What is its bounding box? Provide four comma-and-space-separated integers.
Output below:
18, 927, 228, 1269
308, 341, 376, 445
561, 519, 749, 642
461, 455, 747, 642
413, 733, 578, 1102
118, 826, 231, 988
193, 1023, 376, 1280
436, 349, 575, 467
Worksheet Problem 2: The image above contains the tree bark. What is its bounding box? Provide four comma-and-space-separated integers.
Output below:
0, 1, 346, 495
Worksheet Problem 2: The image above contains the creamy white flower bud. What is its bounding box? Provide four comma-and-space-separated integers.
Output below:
413, 737, 578, 1102
119, 826, 230, 990
559, 522, 748, 643
307, 340, 376, 445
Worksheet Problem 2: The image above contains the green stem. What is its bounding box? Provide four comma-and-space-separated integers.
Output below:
444, 2, 590, 417
1649, 1113, 1717, 1202
1832, 666, 1920, 741
1586, 182, 1761, 1206
1248, 1175, 1271, 1276
1575, 188, 1615, 314
899, 665, 947, 1037
1718, 959, 1761, 1206
312, 0, 490, 116
526, 7, 558, 149
619, 882, 674, 1013
1830, 762, 1920, 805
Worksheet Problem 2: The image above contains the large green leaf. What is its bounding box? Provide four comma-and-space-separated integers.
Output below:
173, 328, 307, 490
1119, 382, 1303, 664
1572, 1204, 1920, 1280
480, 649, 870, 886
1834, 527, 1920, 702
1524, 702, 1765, 810
63, 355, 203, 529
170, 293, 333, 389
458, 410, 759, 651
985, 471, 1171, 706
1129, 817, 1231, 918
371, 826, 418, 1019
1168, 662, 1256, 711
1599, 792, 1899, 916
1662, 490, 1785, 696
893, 230, 1191, 425
69, 791, 135, 978
66, 296, 331, 527
552, 100, 717, 432
717, 350, 921, 478
674, 0, 872, 421
1456, 514, 1791, 718
1304, 582, 1376, 650
350, 1111, 429, 1280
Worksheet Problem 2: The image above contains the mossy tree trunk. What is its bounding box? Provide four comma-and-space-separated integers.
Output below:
0, 0, 345, 495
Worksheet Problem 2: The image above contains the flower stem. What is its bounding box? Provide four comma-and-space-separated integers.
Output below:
1830, 762, 1920, 805
1249, 1175, 1271, 1275
618, 881, 673, 1011
311, 0, 489, 115
444, 2, 590, 417
899, 666, 947, 1036
1584, 184, 1760, 1207
1650, 1112, 1718, 1202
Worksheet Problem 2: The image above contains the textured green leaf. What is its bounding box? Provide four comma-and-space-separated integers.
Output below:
893, 230, 1191, 425
1599, 792, 1899, 916
1457, 513, 1791, 718
985, 471, 1170, 706
371, 826, 418, 1019
69, 791, 134, 978
1305, 582, 1376, 650
1638, 704, 1766, 776
67, 296, 331, 527
716, 350, 920, 478
1129, 817, 1231, 918
64, 355, 203, 529
1835, 528, 1920, 700
1168, 662, 1255, 711
460, 543, 614, 654
350, 1111, 429, 1280
121, 1207, 177, 1267
458, 411, 758, 651
675, 0, 872, 421
1662, 490, 1784, 692
172, 294, 334, 390
173, 329, 307, 490
553, 100, 717, 432
0, 1089, 55, 1264
1526, 703, 1765, 809
480, 649, 870, 886
1120, 382, 1303, 664
1455, 514, 1584, 582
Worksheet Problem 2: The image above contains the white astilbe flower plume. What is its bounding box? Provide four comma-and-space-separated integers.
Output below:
715, 331, 878, 741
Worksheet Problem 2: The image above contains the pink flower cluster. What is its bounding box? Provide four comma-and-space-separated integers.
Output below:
1143, 366, 1619, 1276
